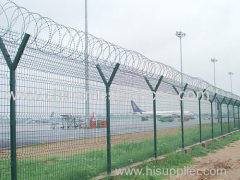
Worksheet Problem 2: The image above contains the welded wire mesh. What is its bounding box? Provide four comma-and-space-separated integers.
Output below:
0, 58, 10, 179
201, 100, 212, 141
0, 1, 240, 180
213, 101, 222, 137
221, 104, 228, 134
156, 91, 182, 154
184, 94, 200, 145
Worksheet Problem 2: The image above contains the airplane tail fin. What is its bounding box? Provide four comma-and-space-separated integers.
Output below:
50, 112, 54, 118
131, 100, 143, 114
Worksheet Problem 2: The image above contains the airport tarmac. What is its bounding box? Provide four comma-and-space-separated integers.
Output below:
0, 117, 225, 149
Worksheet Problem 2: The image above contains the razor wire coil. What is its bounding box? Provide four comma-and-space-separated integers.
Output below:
0, 0, 239, 101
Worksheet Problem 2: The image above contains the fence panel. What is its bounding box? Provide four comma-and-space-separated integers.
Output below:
110, 83, 155, 169
213, 101, 221, 137
0, 57, 10, 179
156, 88, 182, 155
1, 1, 240, 180
201, 99, 211, 141
184, 94, 199, 145
222, 104, 228, 134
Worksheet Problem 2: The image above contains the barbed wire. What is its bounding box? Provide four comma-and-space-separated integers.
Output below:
0, 0, 239, 101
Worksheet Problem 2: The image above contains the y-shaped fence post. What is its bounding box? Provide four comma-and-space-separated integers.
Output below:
233, 100, 237, 128
144, 76, 163, 158
193, 89, 206, 143
238, 104, 240, 129
219, 97, 226, 135
226, 98, 232, 133
216, 98, 220, 134
96, 63, 120, 174
209, 93, 217, 139
172, 83, 188, 149
0, 33, 30, 180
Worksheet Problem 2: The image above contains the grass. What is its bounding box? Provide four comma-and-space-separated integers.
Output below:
117, 131, 240, 180
0, 121, 239, 180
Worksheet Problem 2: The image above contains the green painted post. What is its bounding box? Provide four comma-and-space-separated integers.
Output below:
216, 98, 221, 135
0, 33, 30, 180
227, 105, 230, 133
199, 98, 202, 142
210, 102, 213, 138
153, 92, 157, 157
220, 104, 223, 135
172, 83, 188, 149
217, 103, 220, 124
209, 93, 217, 139
106, 87, 111, 173
233, 105, 235, 129
238, 105, 240, 129
144, 76, 163, 158
96, 63, 120, 174
220, 97, 225, 135
180, 84, 188, 148
233, 100, 237, 128
180, 99, 184, 146
9, 69, 16, 180
194, 89, 206, 143
227, 99, 232, 133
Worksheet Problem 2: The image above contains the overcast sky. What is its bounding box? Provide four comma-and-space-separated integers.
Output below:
15, 0, 240, 95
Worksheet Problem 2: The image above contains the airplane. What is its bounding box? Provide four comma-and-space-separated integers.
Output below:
25, 112, 58, 124
131, 100, 196, 122
22, 112, 96, 129
50, 112, 95, 129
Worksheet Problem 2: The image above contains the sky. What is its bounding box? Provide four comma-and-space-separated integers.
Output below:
13, 0, 240, 95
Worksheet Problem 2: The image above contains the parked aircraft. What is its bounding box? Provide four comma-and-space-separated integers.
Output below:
50, 112, 95, 129
131, 100, 196, 122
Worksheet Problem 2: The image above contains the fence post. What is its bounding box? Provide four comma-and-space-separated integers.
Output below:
144, 76, 163, 158
238, 105, 240, 129
0, 33, 30, 180
217, 103, 221, 123
216, 98, 221, 135
193, 89, 206, 143
219, 97, 225, 135
233, 103, 235, 129
233, 100, 237, 128
96, 63, 120, 174
209, 93, 217, 139
172, 83, 188, 149
226, 99, 232, 133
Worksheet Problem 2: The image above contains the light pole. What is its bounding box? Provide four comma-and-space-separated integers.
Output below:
228, 72, 233, 94
176, 31, 186, 149
211, 58, 218, 89
176, 31, 186, 89
85, 0, 90, 127
228, 72, 234, 129
211, 58, 218, 122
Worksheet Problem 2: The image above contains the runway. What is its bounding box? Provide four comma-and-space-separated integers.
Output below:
0, 116, 223, 149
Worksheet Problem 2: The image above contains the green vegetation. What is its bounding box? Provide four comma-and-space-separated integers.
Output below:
208, 131, 240, 150
118, 131, 240, 180
0, 121, 239, 180
117, 148, 205, 180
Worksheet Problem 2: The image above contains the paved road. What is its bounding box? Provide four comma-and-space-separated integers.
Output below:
0, 117, 228, 148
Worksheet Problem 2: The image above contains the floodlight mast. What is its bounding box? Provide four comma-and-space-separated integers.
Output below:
211, 58, 218, 91
176, 31, 186, 89
211, 58, 218, 120
85, 0, 89, 127
228, 72, 233, 94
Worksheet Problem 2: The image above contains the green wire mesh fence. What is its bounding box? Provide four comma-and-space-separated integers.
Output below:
0, 1, 240, 180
